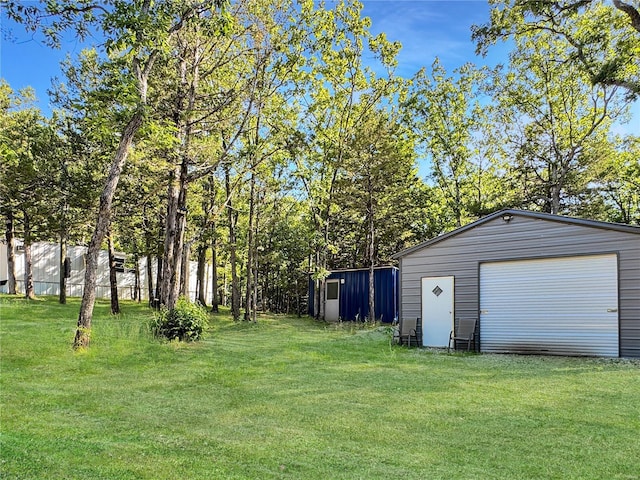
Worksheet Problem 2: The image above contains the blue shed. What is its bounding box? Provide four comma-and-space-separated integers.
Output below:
308, 266, 399, 323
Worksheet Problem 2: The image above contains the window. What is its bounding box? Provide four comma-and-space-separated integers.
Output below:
326, 282, 339, 300
114, 257, 126, 273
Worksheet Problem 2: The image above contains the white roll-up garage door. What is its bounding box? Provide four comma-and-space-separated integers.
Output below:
480, 254, 619, 357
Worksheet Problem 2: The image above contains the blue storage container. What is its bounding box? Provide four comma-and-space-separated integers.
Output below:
308, 267, 399, 323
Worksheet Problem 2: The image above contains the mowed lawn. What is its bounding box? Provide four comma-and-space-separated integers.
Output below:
1, 296, 639, 480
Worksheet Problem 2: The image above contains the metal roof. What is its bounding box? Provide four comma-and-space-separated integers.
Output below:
392, 209, 640, 259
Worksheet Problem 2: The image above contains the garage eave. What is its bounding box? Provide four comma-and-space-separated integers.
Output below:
392, 209, 640, 259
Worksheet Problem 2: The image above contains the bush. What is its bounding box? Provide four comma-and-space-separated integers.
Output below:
150, 297, 209, 342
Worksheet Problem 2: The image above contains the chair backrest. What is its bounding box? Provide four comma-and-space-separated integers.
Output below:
456, 318, 477, 337
400, 317, 417, 335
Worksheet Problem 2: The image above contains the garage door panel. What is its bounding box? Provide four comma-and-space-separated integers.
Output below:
480, 254, 619, 357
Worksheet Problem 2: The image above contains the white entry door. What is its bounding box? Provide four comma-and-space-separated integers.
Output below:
325, 280, 340, 321
421, 276, 454, 347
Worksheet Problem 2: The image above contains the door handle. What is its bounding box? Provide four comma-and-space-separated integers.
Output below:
607, 308, 618, 313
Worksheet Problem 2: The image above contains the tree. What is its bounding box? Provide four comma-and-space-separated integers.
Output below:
291, 0, 402, 320
587, 135, 640, 224
492, 33, 631, 214
406, 60, 499, 229
334, 110, 419, 321
6, 0, 229, 348
473, 0, 640, 97
223, 163, 241, 321
0, 82, 61, 299
0, 80, 22, 295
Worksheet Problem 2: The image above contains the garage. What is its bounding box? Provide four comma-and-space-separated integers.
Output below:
480, 254, 619, 356
393, 209, 640, 358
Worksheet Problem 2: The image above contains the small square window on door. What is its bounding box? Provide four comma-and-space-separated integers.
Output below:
326, 282, 339, 300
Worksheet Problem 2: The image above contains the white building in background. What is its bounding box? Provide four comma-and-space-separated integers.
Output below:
0, 239, 214, 303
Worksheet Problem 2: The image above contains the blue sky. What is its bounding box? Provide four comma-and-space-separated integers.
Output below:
362, 0, 500, 77
0, 0, 637, 131
0, 1, 497, 107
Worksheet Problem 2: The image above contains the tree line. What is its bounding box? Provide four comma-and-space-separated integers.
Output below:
1, 0, 638, 349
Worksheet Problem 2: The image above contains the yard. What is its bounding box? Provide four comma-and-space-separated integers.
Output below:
1, 296, 639, 479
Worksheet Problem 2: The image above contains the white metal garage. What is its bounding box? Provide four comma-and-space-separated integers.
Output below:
480, 254, 619, 357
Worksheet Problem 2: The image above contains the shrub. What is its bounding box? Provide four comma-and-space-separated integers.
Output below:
150, 297, 209, 342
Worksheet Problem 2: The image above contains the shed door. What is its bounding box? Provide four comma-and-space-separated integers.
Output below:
480, 254, 619, 357
325, 280, 340, 322
421, 276, 454, 347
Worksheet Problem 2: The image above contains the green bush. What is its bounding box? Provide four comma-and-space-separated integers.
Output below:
150, 297, 209, 342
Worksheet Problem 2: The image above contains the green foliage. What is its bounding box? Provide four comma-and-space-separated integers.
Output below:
473, 0, 640, 97
150, 297, 209, 342
491, 31, 631, 215
406, 61, 503, 229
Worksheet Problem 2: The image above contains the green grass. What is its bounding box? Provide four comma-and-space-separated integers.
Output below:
1, 295, 639, 480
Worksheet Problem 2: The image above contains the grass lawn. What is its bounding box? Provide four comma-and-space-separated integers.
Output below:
1, 295, 639, 479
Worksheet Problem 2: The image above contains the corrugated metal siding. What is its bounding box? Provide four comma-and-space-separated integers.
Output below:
308, 267, 398, 323
398, 214, 640, 357
480, 254, 619, 357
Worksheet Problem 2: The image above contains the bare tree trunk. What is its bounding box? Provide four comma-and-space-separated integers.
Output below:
59, 231, 67, 304
5, 210, 18, 294
107, 224, 120, 315
160, 33, 202, 310
160, 163, 189, 309
180, 239, 190, 300
146, 254, 154, 303
244, 172, 256, 322
222, 269, 227, 307
133, 253, 141, 302
74, 111, 144, 349
196, 243, 207, 306
368, 194, 375, 323
210, 233, 219, 313
22, 210, 35, 300
225, 166, 241, 321
252, 193, 260, 323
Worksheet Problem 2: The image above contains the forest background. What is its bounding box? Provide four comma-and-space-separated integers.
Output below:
0, 0, 638, 348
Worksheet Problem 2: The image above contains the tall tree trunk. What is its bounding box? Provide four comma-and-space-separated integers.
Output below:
210, 232, 219, 313
59, 231, 67, 304
107, 224, 120, 315
196, 243, 207, 306
180, 240, 190, 300
74, 111, 144, 349
550, 162, 561, 215
319, 223, 330, 321
160, 34, 201, 309
146, 254, 154, 304
160, 163, 189, 309
144, 223, 155, 303
252, 194, 260, 323
222, 269, 227, 307
5, 210, 18, 294
368, 193, 375, 323
244, 172, 256, 322
133, 253, 141, 302
22, 210, 35, 300
154, 256, 163, 307
225, 166, 240, 321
